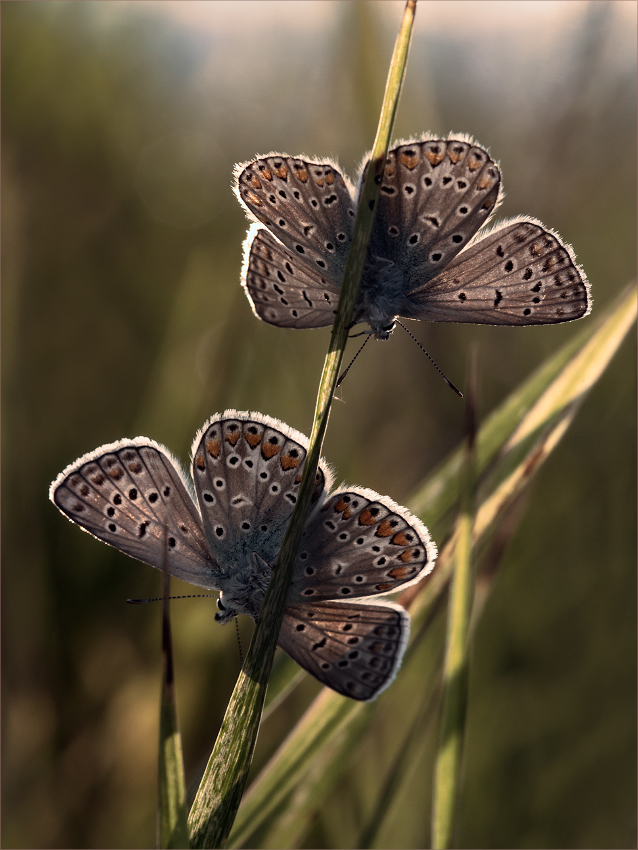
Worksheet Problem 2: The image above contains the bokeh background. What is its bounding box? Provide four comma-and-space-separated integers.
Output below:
2, 2, 636, 847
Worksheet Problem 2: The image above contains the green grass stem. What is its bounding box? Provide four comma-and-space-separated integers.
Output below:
186, 5, 417, 846
158, 546, 189, 849
431, 356, 478, 849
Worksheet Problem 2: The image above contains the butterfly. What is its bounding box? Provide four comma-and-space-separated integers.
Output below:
50, 411, 437, 701
234, 134, 591, 340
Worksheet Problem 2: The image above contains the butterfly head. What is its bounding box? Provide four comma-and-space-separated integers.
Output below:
215, 595, 243, 624
371, 320, 396, 341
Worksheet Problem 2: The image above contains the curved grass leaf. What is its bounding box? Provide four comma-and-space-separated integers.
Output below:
228, 284, 637, 848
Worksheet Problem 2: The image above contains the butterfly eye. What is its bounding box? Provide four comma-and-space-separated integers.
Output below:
216, 599, 226, 612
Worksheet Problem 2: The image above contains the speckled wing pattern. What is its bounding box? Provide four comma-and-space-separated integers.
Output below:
51, 413, 438, 700
278, 600, 409, 701
289, 488, 435, 603
361, 137, 503, 286
275, 485, 436, 701
241, 225, 341, 328
190, 411, 331, 572
234, 136, 590, 331
49, 440, 220, 590
235, 153, 356, 328
404, 217, 591, 324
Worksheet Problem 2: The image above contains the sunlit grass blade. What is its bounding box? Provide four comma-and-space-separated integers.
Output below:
260, 704, 376, 849
410, 284, 638, 535
356, 679, 441, 849
158, 533, 189, 850
186, 5, 417, 846
227, 284, 636, 847
431, 354, 478, 850
356, 491, 528, 849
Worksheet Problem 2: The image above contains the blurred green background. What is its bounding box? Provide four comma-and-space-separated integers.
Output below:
2, 2, 636, 847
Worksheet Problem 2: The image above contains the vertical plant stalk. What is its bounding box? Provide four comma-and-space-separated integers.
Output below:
431, 353, 478, 849
187, 3, 417, 847
158, 533, 189, 849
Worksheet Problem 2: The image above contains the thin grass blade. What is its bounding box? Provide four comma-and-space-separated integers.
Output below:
187, 5, 417, 846
158, 535, 189, 850
431, 356, 478, 849
227, 284, 636, 847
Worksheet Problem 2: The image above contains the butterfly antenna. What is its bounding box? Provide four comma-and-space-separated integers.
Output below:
337, 335, 371, 387
126, 594, 217, 604
234, 618, 244, 666
396, 320, 463, 398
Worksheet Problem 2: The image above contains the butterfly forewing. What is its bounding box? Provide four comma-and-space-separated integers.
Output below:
242, 226, 340, 328
50, 441, 220, 588
289, 488, 436, 603
279, 600, 409, 701
191, 412, 330, 570
235, 154, 356, 285
405, 217, 591, 324
363, 138, 502, 286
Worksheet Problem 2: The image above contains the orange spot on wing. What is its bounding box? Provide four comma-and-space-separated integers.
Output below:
325, 171, 334, 185
260, 166, 273, 181
375, 582, 393, 592
225, 429, 241, 446
261, 442, 281, 459
195, 454, 205, 470
244, 431, 262, 448
358, 509, 376, 526
424, 146, 444, 166
206, 438, 221, 458
388, 566, 409, 579
477, 175, 495, 191
275, 164, 288, 179
391, 531, 410, 546
375, 520, 394, 537
334, 498, 351, 519
250, 176, 261, 189
294, 165, 308, 183
281, 452, 301, 470
246, 191, 263, 207
399, 151, 419, 169
467, 152, 483, 172
399, 549, 414, 563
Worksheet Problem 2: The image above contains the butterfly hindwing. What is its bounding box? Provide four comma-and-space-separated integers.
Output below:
242, 225, 340, 328
50, 440, 220, 589
404, 217, 591, 324
289, 488, 436, 604
279, 600, 409, 701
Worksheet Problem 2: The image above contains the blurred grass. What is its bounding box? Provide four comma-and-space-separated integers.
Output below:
2, 2, 636, 847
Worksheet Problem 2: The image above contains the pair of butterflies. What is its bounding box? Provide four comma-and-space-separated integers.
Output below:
51, 135, 590, 701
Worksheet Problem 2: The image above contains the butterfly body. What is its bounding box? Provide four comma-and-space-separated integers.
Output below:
235, 135, 590, 335
51, 411, 436, 701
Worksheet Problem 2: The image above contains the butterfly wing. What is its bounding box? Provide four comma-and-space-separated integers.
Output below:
289, 487, 436, 603
279, 600, 409, 701
241, 224, 341, 328
234, 153, 356, 282
403, 217, 591, 324
360, 136, 502, 288
190, 411, 333, 573
49, 439, 221, 589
